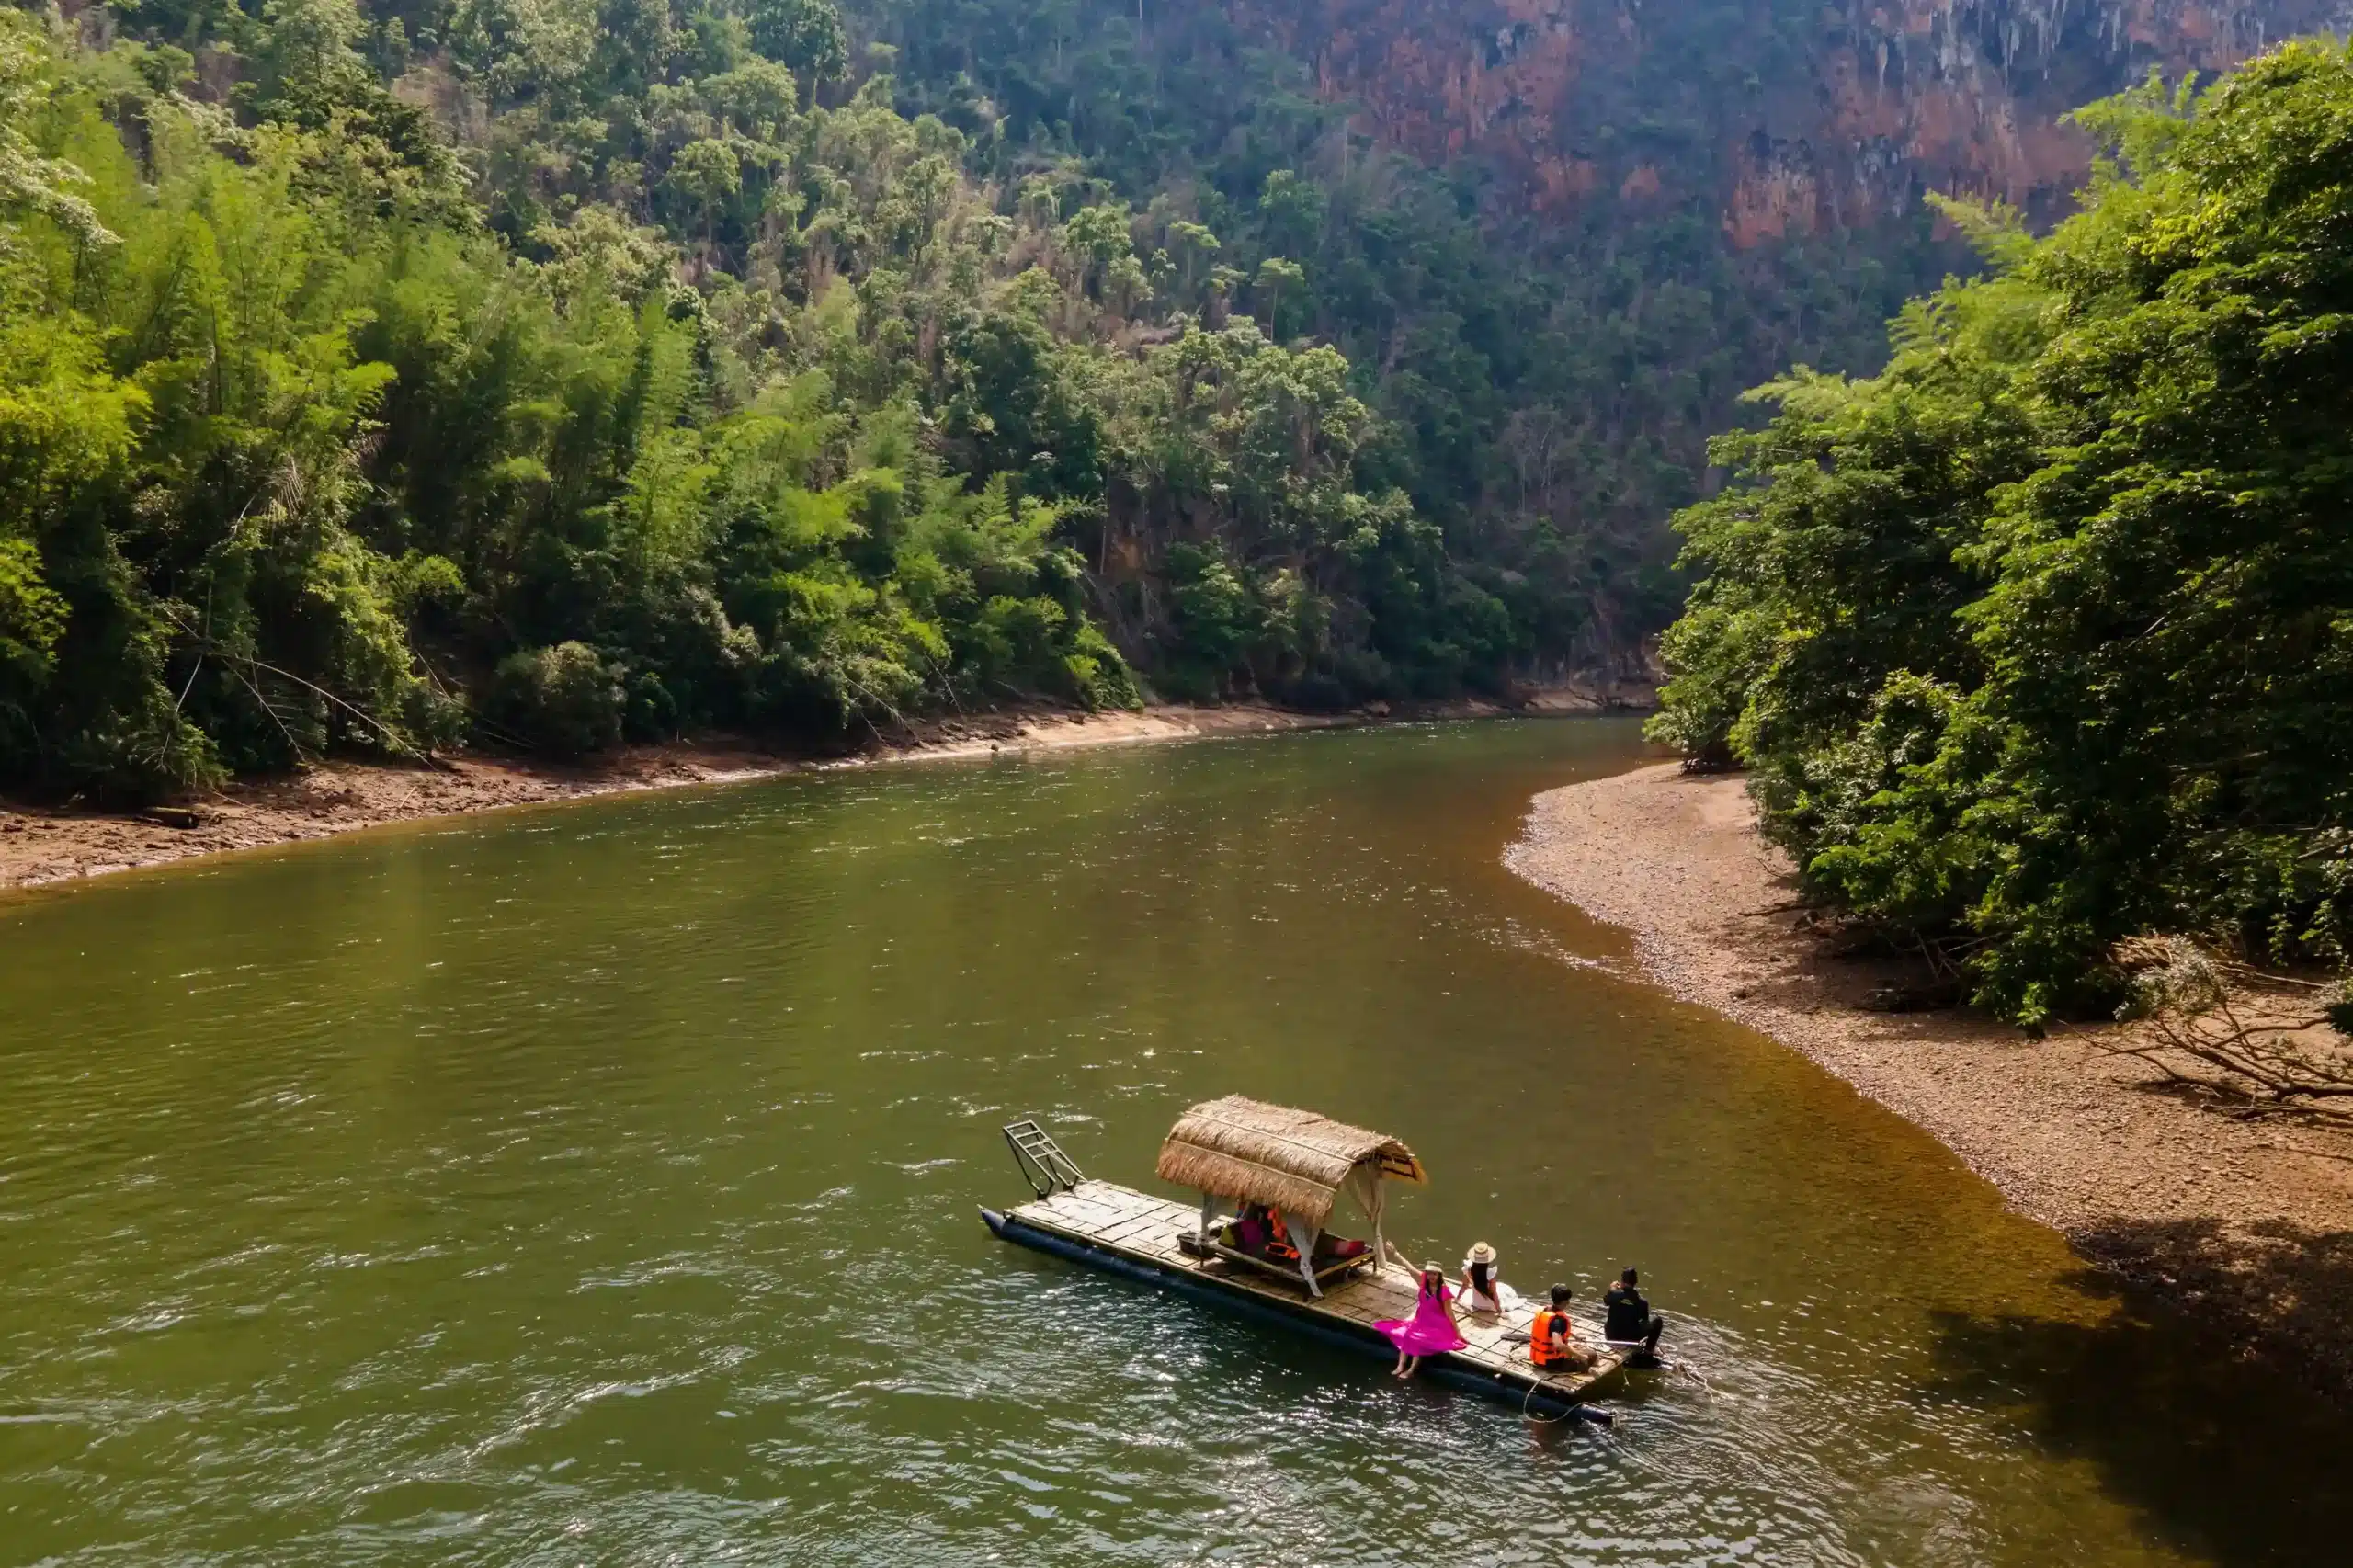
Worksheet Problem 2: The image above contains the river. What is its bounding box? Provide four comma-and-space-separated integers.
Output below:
1, 719, 2345, 1566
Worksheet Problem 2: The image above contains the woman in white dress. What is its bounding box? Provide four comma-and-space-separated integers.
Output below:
1459, 1242, 1515, 1314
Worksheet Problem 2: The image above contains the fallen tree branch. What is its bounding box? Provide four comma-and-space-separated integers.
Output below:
154, 607, 449, 770
2111, 936, 2353, 1115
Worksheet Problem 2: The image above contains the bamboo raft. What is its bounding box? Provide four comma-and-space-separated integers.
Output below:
982, 1106, 1627, 1423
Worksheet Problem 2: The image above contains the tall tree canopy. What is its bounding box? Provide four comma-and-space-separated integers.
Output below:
1648, 41, 2353, 1022
4, 0, 1650, 799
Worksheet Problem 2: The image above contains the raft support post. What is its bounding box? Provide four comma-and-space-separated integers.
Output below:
1285, 1211, 1322, 1298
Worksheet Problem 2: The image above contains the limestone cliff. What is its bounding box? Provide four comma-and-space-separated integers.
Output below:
1231, 0, 2352, 241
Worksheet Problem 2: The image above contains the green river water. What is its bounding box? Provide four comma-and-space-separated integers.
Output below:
2, 719, 2347, 1566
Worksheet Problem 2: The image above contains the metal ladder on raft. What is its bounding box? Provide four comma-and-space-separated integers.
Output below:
1002, 1119, 1085, 1199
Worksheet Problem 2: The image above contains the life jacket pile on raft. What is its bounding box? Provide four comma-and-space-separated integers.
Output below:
1228, 1207, 1364, 1267
1223, 1205, 1302, 1264
1262, 1208, 1301, 1265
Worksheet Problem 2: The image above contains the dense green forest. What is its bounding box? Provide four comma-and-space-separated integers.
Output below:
1648, 40, 2353, 1023
0, 0, 1947, 798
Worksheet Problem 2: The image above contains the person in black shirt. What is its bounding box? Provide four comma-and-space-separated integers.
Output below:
1602, 1267, 1664, 1365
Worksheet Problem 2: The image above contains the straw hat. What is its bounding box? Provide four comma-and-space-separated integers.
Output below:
1423, 1259, 1445, 1276
1466, 1242, 1497, 1266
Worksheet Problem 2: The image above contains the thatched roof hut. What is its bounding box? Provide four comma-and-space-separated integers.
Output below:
1154, 1096, 1426, 1228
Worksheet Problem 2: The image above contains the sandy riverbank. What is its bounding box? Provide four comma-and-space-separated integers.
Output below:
0, 703, 1324, 892
0, 688, 1637, 893
1509, 762, 2353, 1395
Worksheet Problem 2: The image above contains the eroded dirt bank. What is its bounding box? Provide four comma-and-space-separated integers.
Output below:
0, 691, 1634, 892
1509, 762, 2353, 1396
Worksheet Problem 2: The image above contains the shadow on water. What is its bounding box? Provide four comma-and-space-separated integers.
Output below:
1924, 1223, 2353, 1568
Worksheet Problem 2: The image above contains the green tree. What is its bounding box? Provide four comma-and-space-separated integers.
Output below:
747, 0, 847, 81
1648, 40, 2353, 1023
667, 136, 742, 252
1252, 256, 1304, 338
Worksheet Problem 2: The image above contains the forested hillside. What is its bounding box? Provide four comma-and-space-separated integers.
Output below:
2, 0, 2304, 801
3, 0, 1576, 800
857, 0, 1957, 653
847, 0, 2326, 663
1647, 41, 2353, 1025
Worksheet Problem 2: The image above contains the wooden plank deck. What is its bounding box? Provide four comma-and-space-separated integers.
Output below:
1004, 1180, 1624, 1406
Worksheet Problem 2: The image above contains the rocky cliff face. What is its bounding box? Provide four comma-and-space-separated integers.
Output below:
1236, 0, 2350, 241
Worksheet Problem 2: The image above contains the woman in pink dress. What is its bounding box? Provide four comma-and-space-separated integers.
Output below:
1376, 1260, 1467, 1378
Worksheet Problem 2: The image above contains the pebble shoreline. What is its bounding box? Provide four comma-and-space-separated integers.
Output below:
1507, 761, 2353, 1397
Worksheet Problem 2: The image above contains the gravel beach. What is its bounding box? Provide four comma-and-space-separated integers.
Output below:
1509, 761, 2353, 1396
0, 703, 1370, 893
1, 691, 1643, 893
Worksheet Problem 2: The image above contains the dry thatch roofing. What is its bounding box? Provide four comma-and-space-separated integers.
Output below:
1154, 1096, 1427, 1226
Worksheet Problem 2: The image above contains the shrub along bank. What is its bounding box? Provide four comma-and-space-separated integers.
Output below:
1647, 42, 2353, 1025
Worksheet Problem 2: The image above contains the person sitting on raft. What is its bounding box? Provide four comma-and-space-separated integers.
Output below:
1376, 1261, 1466, 1379
1604, 1267, 1665, 1364
1529, 1283, 1595, 1374
1231, 1203, 1272, 1256
1459, 1243, 1509, 1314
1232, 1203, 1302, 1263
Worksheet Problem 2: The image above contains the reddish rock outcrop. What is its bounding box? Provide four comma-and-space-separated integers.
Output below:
1234, 0, 2347, 240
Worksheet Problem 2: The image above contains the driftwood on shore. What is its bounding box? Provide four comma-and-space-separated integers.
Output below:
2110, 937, 2353, 1116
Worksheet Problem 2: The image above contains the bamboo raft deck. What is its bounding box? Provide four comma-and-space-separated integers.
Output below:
983, 1178, 1626, 1417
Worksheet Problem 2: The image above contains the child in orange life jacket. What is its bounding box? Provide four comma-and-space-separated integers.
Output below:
1529, 1283, 1595, 1373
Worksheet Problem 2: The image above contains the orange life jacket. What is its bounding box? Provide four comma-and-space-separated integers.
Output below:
1264, 1209, 1300, 1262
1529, 1308, 1573, 1368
